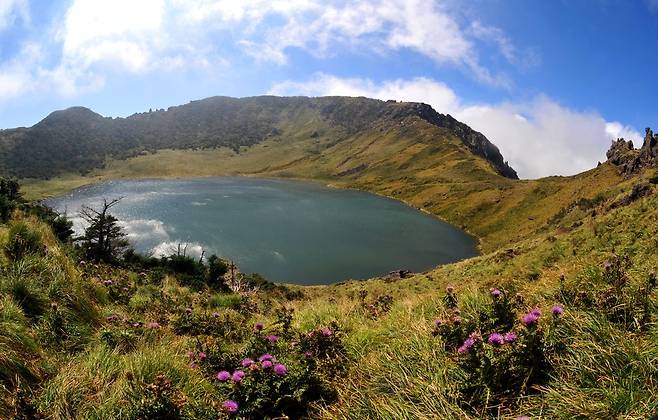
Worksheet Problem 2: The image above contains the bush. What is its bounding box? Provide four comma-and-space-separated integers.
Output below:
203, 322, 345, 418
432, 287, 566, 413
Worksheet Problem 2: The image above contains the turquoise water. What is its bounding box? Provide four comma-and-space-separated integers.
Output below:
46, 177, 478, 284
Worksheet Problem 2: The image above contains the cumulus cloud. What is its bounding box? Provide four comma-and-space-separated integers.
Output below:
0, 0, 522, 101
270, 74, 641, 179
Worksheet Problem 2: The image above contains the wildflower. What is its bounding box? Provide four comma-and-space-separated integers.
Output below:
212, 312, 220, 318
487, 333, 505, 345
146, 322, 160, 329
254, 322, 264, 331
433, 319, 446, 327
273, 363, 288, 376
103, 280, 113, 286
551, 304, 564, 316
522, 311, 540, 327
186, 351, 194, 360
321, 328, 332, 337
232, 370, 245, 383
531, 307, 542, 316
121, 287, 129, 292
303, 351, 313, 358
222, 400, 238, 413
490, 288, 502, 298
216, 371, 231, 381
457, 337, 475, 354
241, 358, 254, 367
265, 335, 278, 344
446, 285, 454, 294
504, 332, 517, 343
198, 352, 207, 361
189, 362, 199, 369
451, 315, 462, 325
262, 360, 273, 369
106, 315, 118, 322
185, 307, 192, 315
259, 353, 274, 362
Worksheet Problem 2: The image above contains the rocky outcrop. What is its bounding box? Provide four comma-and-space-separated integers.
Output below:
607, 127, 658, 176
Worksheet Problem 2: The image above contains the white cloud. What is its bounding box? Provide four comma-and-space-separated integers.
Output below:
0, 0, 521, 102
181, 0, 512, 86
270, 74, 642, 179
0, 0, 28, 31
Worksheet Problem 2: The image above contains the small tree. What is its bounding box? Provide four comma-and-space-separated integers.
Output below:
79, 198, 127, 262
0, 177, 22, 223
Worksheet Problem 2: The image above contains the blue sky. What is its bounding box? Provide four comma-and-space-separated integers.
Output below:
0, 0, 656, 178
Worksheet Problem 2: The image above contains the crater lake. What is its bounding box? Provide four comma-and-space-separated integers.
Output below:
46, 177, 478, 284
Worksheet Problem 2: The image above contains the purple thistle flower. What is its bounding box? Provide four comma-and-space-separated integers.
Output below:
254, 322, 264, 331
216, 371, 231, 381
303, 351, 313, 358
522, 311, 540, 327
551, 304, 564, 316
433, 319, 446, 327
198, 352, 207, 361
241, 358, 254, 367
531, 307, 542, 316
504, 332, 518, 343
232, 370, 245, 383
261, 360, 273, 369
186, 351, 194, 360
188, 362, 199, 369
273, 363, 288, 376
265, 335, 278, 343
222, 400, 238, 413
259, 353, 274, 362
452, 315, 462, 325
321, 328, 332, 337
490, 288, 502, 298
487, 333, 505, 345
457, 337, 476, 354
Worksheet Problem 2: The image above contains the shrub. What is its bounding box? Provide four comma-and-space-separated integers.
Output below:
204, 322, 345, 418
433, 288, 566, 413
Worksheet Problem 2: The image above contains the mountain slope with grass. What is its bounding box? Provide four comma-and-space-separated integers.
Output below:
0, 96, 516, 180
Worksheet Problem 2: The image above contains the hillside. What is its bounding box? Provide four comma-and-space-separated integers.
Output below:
0, 96, 516, 180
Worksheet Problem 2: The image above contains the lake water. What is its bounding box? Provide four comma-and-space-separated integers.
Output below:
46, 177, 478, 284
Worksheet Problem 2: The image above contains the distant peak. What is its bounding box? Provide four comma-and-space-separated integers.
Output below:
36, 106, 104, 128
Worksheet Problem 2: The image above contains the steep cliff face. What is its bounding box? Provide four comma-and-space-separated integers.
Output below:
406, 103, 518, 179
0, 96, 518, 180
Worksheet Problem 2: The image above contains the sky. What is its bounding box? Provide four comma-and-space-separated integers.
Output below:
0, 0, 656, 179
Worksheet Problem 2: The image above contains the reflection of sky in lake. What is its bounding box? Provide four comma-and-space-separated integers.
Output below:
47, 177, 478, 285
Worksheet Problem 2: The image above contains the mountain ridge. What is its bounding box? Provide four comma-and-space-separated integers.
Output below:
0, 95, 517, 180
